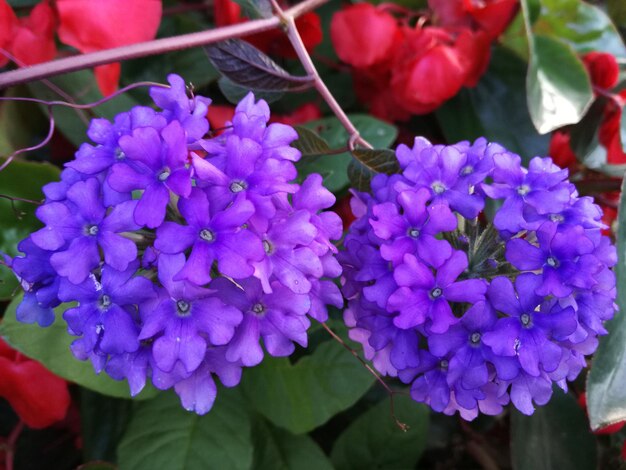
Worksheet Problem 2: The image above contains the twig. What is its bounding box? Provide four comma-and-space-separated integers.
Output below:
270, 0, 373, 150
0, 0, 329, 89
320, 322, 409, 431
4, 421, 24, 470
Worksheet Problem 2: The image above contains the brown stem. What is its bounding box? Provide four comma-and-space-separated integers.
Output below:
5, 421, 24, 470
320, 322, 408, 431
271, 0, 373, 149
0, 0, 328, 90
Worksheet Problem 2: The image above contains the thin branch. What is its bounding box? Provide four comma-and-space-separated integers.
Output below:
273, 0, 373, 150
0, 0, 328, 90
4, 421, 24, 470
320, 322, 409, 431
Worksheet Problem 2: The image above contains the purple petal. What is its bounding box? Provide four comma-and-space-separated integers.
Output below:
135, 183, 170, 228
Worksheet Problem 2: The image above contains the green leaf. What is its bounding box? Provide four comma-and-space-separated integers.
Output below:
241, 340, 374, 434
526, 34, 593, 134
347, 148, 399, 191
511, 390, 597, 470
218, 76, 284, 105
0, 295, 156, 400
292, 126, 332, 157
0, 159, 59, 300
233, 0, 272, 19
28, 70, 139, 147
117, 390, 253, 470
587, 177, 626, 431
437, 47, 549, 158
534, 0, 626, 58
297, 115, 397, 192
206, 39, 313, 92
252, 417, 333, 470
331, 395, 429, 470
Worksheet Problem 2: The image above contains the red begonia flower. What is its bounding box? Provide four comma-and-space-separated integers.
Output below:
549, 130, 578, 169
0, 338, 70, 429
56, 0, 162, 96
271, 103, 322, 126
598, 95, 626, 165
331, 3, 399, 68
429, 0, 518, 40
583, 52, 620, 91
208, 104, 236, 132
0, 0, 18, 67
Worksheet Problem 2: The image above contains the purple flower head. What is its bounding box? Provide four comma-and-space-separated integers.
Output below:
155, 187, 263, 284
109, 120, 191, 228
31, 178, 139, 284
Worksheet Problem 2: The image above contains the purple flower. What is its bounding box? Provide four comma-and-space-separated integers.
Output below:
108, 121, 192, 228
155, 188, 263, 284
31, 178, 139, 284
388, 251, 487, 333
138, 254, 243, 374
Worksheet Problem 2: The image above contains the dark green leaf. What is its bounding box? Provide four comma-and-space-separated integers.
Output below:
297, 115, 398, 192
28, 70, 139, 147
76, 463, 117, 470
621, 104, 626, 154
526, 34, 593, 134
252, 417, 333, 470
0, 295, 157, 400
205, 39, 313, 92
241, 340, 374, 434
292, 126, 332, 157
0, 159, 59, 300
587, 178, 626, 431
348, 148, 399, 191
437, 47, 549, 159
218, 76, 284, 105
233, 0, 272, 19
117, 390, 252, 470
609, 0, 626, 28
511, 391, 596, 470
331, 395, 429, 470
535, 0, 626, 58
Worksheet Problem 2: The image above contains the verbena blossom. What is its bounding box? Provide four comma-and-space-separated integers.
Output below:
339, 136, 617, 419
11, 75, 343, 415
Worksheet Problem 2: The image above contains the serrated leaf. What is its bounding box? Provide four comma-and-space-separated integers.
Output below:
252, 417, 333, 470
233, 0, 272, 19
526, 34, 593, 134
0, 295, 157, 400
511, 391, 596, 470
297, 114, 398, 192
0, 159, 59, 300
205, 39, 313, 92
292, 126, 332, 157
117, 390, 252, 470
218, 76, 284, 105
587, 177, 626, 430
348, 148, 399, 191
331, 395, 429, 470
241, 340, 374, 434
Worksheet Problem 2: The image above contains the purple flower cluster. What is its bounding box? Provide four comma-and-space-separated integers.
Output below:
340, 137, 617, 418
11, 74, 342, 414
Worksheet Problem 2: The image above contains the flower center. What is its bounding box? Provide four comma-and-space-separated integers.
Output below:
546, 256, 559, 268
470, 332, 481, 345
85, 224, 99, 236
439, 360, 449, 371
430, 287, 443, 299
114, 148, 125, 160
199, 229, 215, 242
158, 168, 171, 182
230, 181, 247, 193
520, 313, 531, 327
99, 294, 111, 308
407, 228, 420, 238
176, 300, 191, 316
263, 240, 273, 254
431, 181, 446, 194
461, 165, 474, 176
252, 303, 265, 315
517, 184, 530, 196
549, 214, 564, 223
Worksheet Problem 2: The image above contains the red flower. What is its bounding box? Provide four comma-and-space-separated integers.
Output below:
598, 94, 626, 165
330, 3, 400, 68
208, 104, 236, 132
583, 52, 620, 91
214, 0, 322, 58
0, 338, 70, 429
0, 0, 56, 67
390, 26, 487, 115
271, 102, 322, 126
549, 130, 578, 169
56, 0, 162, 96
429, 0, 519, 40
